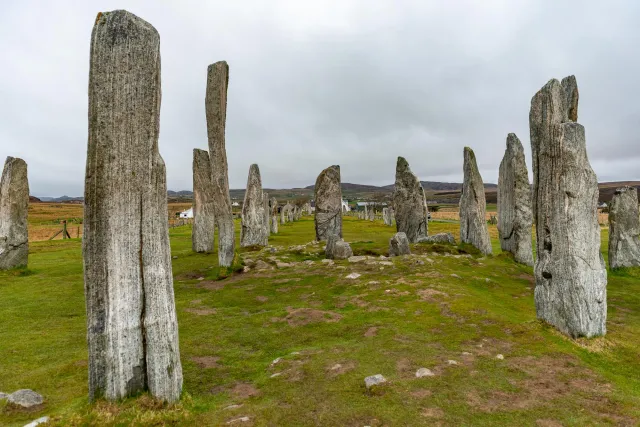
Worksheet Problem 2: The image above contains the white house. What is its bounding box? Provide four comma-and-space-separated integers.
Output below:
342, 200, 350, 212
232, 201, 240, 207
179, 207, 194, 218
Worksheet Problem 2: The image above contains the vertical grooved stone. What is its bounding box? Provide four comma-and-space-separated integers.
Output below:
0, 156, 29, 269
192, 149, 215, 253
530, 75, 606, 338
314, 165, 342, 241
608, 186, 640, 268
497, 134, 533, 265
459, 147, 492, 255
263, 192, 270, 238
240, 164, 267, 247
392, 157, 428, 242
84, 9, 182, 402
206, 60, 235, 267
270, 197, 278, 234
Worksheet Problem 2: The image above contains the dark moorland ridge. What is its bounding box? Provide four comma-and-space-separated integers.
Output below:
35, 181, 640, 204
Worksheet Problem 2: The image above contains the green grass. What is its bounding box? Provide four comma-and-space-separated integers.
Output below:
1, 217, 639, 426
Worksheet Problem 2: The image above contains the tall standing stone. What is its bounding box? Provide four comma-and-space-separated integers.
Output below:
280, 204, 286, 225
263, 192, 270, 238
459, 147, 492, 255
270, 197, 278, 234
192, 149, 215, 253
84, 10, 182, 403
206, 60, 235, 267
608, 186, 640, 269
240, 164, 267, 247
0, 156, 29, 269
497, 134, 533, 265
392, 157, 428, 243
314, 165, 342, 241
530, 75, 606, 338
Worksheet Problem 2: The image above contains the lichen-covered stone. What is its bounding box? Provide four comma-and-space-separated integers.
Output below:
497, 134, 533, 265
0, 156, 28, 269
530, 75, 606, 338
393, 157, 428, 242
608, 186, 640, 268
459, 147, 492, 255
206, 60, 235, 267
270, 197, 278, 233
263, 192, 270, 238
389, 232, 411, 257
314, 165, 342, 241
85, 10, 182, 402
240, 164, 267, 247
325, 234, 353, 260
192, 149, 215, 253
416, 233, 456, 244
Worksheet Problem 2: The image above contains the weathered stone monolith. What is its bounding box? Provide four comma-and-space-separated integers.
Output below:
0, 156, 29, 269
240, 164, 267, 247
608, 186, 640, 269
497, 134, 533, 266
280, 204, 286, 224
389, 232, 411, 257
314, 165, 342, 241
270, 197, 278, 234
325, 234, 353, 260
206, 60, 235, 267
459, 147, 492, 255
263, 192, 270, 238
393, 157, 428, 242
85, 10, 182, 403
192, 149, 215, 253
530, 75, 607, 338
382, 207, 392, 226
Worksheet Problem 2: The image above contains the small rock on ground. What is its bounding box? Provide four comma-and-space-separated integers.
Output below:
415, 368, 435, 378
346, 273, 361, 279
7, 389, 43, 408
364, 374, 387, 389
23, 417, 50, 427
226, 416, 251, 424
496, 354, 504, 360
447, 360, 458, 365
348, 256, 367, 263
0, 392, 7, 399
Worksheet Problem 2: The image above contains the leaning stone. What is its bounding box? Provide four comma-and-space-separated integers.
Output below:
23, 417, 50, 427
314, 165, 342, 241
608, 186, 640, 268
6, 389, 43, 408
530, 75, 606, 338
389, 232, 411, 257
364, 374, 386, 389
192, 149, 215, 253
0, 156, 29, 270
85, 10, 182, 403
459, 147, 492, 255
206, 60, 235, 267
497, 134, 533, 265
240, 164, 267, 247
415, 368, 434, 378
416, 233, 456, 244
393, 157, 428, 242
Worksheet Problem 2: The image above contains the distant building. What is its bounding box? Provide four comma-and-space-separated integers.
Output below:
232, 201, 240, 207
342, 200, 350, 212
179, 207, 193, 218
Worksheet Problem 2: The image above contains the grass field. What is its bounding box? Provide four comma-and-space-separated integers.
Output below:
1, 215, 638, 426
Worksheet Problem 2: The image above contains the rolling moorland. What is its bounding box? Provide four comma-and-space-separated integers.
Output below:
0, 213, 639, 426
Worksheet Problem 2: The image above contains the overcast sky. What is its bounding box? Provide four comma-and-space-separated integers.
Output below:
1, 1, 639, 197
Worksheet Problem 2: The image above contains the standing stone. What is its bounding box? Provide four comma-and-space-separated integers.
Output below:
497, 134, 533, 266
206, 60, 235, 267
382, 207, 391, 226
0, 157, 28, 269
364, 204, 368, 220
369, 208, 375, 221
263, 192, 270, 238
459, 147, 492, 255
192, 149, 215, 253
270, 197, 278, 234
240, 164, 267, 247
530, 75, 606, 338
314, 165, 342, 241
85, 10, 182, 403
608, 186, 640, 269
392, 157, 428, 242
389, 232, 411, 256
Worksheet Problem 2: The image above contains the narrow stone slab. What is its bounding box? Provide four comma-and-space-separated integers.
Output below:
314, 165, 342, 241
85, 9, 182, 403
206, 60, 235, 267
263, 192, 270, 238
0, 156, 28, 270
192, 149, 215, 253
530, 75, 606, 338
393, 157, 428, 242
459, 147, 492, 255
241, 164, 267, 247
270, 197, 278, 233
416, 233, 456, 244
608, 186, 640, 268
497, 133, 533, 265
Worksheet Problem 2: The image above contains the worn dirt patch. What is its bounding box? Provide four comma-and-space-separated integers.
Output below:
185, 307, 217, 316
421, 407, 444, 418
516, 273, 535, 285
175, 271, 206, 280
364, 326, 378, 337
273, 278, 302, 284
191, 356, 220, 368
396, 358, 413, 376
283, 308, 342, 327
327, 360, 357, 377
417, 288, 449, 300
256, 296, 269, 302
198, 280, 226, 291
231, 383, 261, 400
410, 389, 433, 399
535, 419, 563, 427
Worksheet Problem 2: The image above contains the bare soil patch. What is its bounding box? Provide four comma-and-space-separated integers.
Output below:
185, 307, 217, 316
231, 383, 261, 400
283, 308, 342, 327
191, 356, 220, 369
364, 326, 378, 337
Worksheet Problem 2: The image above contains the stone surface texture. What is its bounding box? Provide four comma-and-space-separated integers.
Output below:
314, 165, 342, 241
393, 157, 428, 242
325, 234, 353, 260
270, 197, 278, 233
416, 233, 456, 244
240, 164, 267, 247
206, 60, 235, 267
389, 232, 411, 257
192, 149, 215, 253
6, 389, 43, 408
84, 10, 182, 403
530, 75, 607, 338
459, 147, 492, 255
263, 192, 270, 238
497, 133, 533, 265
608, 186, 640, 268
0, 156, 29, 269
